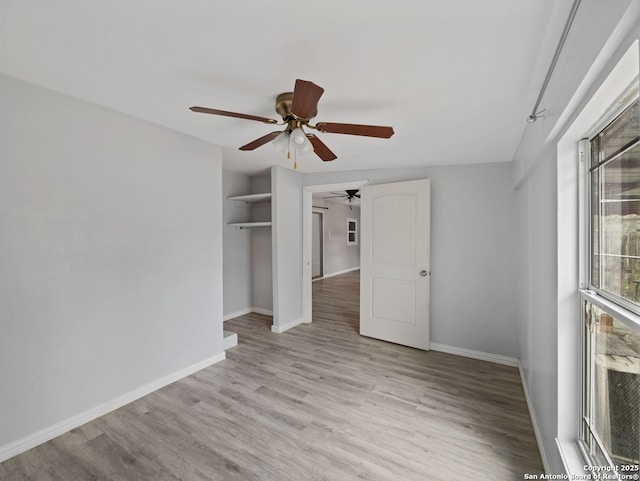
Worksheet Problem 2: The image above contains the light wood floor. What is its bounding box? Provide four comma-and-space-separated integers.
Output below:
1, 270, 543, 480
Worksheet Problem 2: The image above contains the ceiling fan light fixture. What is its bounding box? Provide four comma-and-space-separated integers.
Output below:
290, 127, 306, 145
290, 128, 313, 154
298, 138, 313, 154
272, 131, 290, 153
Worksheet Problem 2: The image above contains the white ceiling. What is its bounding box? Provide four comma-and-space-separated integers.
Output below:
0, 0, 572, 175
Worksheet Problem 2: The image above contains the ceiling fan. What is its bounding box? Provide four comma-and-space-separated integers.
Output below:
326, 189, 361, 201
190, 79, 394, 162
324, 189, 361, 209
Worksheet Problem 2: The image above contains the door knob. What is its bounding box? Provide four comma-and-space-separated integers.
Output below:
420, 270, 430, 277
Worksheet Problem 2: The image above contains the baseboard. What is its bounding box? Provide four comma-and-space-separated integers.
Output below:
223, 330, 238, 350
429, 342, 519, 367
0, 351, 226, 463
223, 308, 273, 321
223, 308, 252, 321
271, 317, 305, 333
319, 266, 360, 280
519, 362, 551, 474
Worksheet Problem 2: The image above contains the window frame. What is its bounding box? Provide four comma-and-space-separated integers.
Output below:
579, 290, 640, 469
583, 87, 640, 311
578, 84, 640, 470
347, 218, 358, 246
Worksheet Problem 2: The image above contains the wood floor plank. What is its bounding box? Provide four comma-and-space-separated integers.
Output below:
1, 270, 543, 480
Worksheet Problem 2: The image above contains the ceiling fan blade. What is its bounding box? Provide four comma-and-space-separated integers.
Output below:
190, 106, 278, 125
291, 79, 324, 119
239, 131, 282, 151
315, 122, 394, 138
307, 134, 337, 161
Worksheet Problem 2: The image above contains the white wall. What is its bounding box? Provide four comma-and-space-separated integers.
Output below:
250, 174, 273, 313
0, 74, 224, 457
512, 0, 639, 474
222, 170, 252, 318
322, 200, 361, 276
300, 163, 518, 358
271, 166, 304, 331
516, 151, 559, 472
251, 228, 273, 313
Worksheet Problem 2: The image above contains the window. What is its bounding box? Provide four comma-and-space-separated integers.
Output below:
347, 218, 358, 245
582, 299, 640, 469
581, 96, 640, 471
590, 99, 640, 304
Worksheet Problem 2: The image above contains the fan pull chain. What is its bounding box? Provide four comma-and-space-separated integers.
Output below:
293, 149, 297, 170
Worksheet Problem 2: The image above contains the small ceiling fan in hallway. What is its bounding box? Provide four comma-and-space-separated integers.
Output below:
323, 189, 361, 209
190, 79, 394, 163
325, 189, 360, 202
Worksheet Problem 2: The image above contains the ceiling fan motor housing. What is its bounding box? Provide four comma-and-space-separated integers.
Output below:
346, 189, 360, 198
275, 92, 317, 123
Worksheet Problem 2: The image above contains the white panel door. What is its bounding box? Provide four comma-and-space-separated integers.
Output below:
360, 179, 430, 349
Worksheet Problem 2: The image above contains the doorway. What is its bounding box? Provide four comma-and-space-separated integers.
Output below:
302, 181, 368, 324
302, 179, 431, 351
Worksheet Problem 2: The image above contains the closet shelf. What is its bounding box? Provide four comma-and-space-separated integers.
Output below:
227, 193, 271, 203
227, 222, 272, 229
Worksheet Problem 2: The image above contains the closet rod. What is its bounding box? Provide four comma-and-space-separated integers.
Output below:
528, 0, 582, 123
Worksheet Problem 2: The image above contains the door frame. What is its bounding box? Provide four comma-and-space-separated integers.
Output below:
302, 180, 368, 324
311, 209, 325, 279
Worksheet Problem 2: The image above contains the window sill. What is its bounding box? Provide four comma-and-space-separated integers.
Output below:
557, 438, 590, 477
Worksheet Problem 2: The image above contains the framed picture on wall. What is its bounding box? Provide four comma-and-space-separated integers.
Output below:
347, 218, 358, 245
